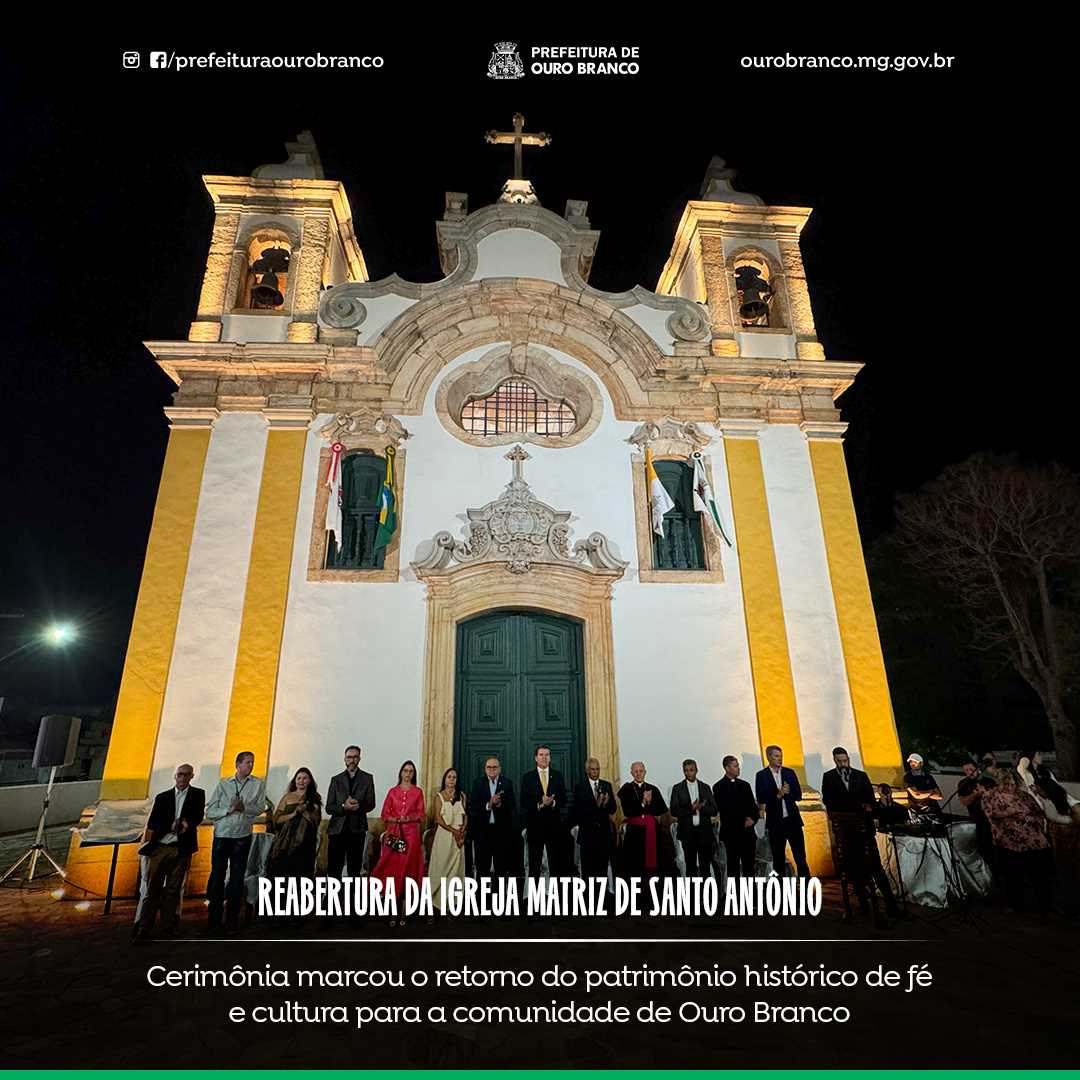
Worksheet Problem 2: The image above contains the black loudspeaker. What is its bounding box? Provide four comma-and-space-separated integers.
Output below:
32, 714, 81, 769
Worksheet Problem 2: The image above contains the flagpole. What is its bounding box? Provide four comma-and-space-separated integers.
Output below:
324, 442, 344, 569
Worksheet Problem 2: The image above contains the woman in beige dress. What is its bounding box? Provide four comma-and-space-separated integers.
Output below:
428, 767, 468, 912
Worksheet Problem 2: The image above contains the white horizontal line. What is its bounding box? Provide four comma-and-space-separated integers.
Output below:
190, 937, 926, 944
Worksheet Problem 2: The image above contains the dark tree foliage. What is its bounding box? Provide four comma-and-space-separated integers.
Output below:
893, 455, 1080, 777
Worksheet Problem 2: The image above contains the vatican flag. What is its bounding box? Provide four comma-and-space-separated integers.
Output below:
324, 441, 344, 543
691, 450, 733, 547
645, 447, 675, 537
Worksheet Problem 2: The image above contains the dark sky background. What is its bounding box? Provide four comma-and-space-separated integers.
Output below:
0, 35, 1059, 719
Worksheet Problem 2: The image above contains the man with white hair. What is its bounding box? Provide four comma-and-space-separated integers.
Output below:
617, 761, 668, 879
903, 753, 943, 817
132, 763, 205, 942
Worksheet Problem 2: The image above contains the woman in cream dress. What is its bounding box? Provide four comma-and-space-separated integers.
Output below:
428, 767, 468, 911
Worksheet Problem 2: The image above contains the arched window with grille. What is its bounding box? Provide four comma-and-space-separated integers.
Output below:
652, 460, 706, 571
460, 380, 576, 437
326, 452, 386, 570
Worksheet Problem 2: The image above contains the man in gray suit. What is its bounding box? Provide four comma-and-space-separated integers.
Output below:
326, 745, 376, 878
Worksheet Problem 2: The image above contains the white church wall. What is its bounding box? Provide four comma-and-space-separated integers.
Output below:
473, 229, 567, 284
673, 247, 705, 303
170, 346, 854, 803
220, 314, 290, 344
354, 294, 422, 346
267, 341, 767, 804
736, 331, 796, 359
267, 439, 429, 808
618, 303, 678, 352
150, 413, 266, 793
758, 425, 860, 787
611, 430, 761, 797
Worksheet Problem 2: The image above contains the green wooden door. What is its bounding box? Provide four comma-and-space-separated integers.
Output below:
454, 611, 586, 798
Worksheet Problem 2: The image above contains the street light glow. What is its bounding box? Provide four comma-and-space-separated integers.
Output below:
44, 624, 75, 646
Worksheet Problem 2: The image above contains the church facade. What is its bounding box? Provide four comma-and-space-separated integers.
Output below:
73, 129, 901, 887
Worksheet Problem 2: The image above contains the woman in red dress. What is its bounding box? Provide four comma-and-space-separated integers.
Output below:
373, 760, 426, 926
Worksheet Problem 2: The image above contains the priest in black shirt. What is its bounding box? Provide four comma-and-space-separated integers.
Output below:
712, 755, 759, 880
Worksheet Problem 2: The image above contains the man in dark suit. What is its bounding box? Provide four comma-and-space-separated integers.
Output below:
669, 758, 718, 879
132, 763, 205, 942
821, 746, 898, 916
618, 761, 668, 878
713, 755, 759, 880
821, 745, 877, 812
572, 757, 617, 888
754, 744, 810, 878
326, 745, 376, 878
469, 756, 517, 879
521, 745, 569, 881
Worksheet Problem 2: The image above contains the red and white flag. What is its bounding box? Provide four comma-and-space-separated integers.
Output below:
324, 442, 344, 542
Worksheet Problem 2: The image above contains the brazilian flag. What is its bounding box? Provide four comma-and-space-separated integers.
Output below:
373, 446, 397, 554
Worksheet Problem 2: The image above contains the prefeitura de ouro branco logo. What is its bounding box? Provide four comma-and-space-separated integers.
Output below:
487, 42, 525, 80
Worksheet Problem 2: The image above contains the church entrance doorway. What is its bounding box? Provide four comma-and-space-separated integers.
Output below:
453, 610, 586, 798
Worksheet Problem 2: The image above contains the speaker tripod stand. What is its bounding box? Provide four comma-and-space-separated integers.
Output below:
1, 765, 67, 884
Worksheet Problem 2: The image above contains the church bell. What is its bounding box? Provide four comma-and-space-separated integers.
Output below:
250, 272, 284, 308
735, 265, 773, 325
249, 246, 290, 309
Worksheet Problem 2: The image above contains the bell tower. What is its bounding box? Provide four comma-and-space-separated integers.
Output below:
657, 156, 822, 365
188, 131, 366, 344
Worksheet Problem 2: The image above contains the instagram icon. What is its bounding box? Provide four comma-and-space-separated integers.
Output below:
150, 52, 168, 68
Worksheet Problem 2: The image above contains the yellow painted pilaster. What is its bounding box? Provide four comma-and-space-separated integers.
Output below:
99, 423, 212, 799
219, 423, 308, 777
723, 428, 804, 775
807, 432, 902, 783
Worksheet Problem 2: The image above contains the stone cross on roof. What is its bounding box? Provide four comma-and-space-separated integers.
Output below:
506, 444, 531, 484
485, 113, 551, 180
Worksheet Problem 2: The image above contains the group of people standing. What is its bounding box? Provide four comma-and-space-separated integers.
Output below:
956, 750, 1078, 915
130, 741, 819, 940
129, 739, 1077, 940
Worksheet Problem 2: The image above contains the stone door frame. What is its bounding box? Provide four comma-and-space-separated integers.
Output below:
416, 561, 622, 794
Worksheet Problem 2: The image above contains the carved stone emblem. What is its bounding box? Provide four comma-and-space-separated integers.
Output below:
319, 410, 411, 448
627, 418, 712, 454
412, 445, 627, 576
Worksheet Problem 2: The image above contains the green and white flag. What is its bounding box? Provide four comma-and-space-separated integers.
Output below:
373, 446, 398, 555
691, 450, 732, 547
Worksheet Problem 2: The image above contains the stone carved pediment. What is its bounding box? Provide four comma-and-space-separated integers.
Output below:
319, 410, 411, 449
626, 418, 713, 457
412, 446, 627, 577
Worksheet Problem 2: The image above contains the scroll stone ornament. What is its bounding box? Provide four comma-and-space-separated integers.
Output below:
665, 305, 711, 342
319, 284, 369, 329
412, 445, 627, 576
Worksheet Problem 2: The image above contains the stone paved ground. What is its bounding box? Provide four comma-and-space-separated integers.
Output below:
1, 832, 1077, 1069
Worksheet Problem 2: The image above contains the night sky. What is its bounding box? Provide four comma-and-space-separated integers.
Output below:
0, 37, 1054, 713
